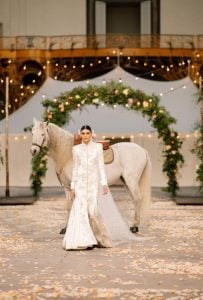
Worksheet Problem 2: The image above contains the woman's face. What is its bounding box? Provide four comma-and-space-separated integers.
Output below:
81, 129, 92, 144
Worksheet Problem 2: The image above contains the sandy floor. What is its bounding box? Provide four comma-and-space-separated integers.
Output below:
0, 187, 202, 299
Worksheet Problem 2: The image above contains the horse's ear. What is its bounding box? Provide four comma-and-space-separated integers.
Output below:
33, 117, 38, 125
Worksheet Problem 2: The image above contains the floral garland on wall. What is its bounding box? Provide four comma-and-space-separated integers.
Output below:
191, 90, 203, 194
30, 81, 184, 197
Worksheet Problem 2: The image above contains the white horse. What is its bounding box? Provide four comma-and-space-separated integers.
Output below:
30, 119, 152, 233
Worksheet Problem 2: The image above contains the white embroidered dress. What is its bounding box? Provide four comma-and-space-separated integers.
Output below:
63, 140, 112, 250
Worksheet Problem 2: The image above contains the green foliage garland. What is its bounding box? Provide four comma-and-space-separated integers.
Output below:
191, 124, 203, 193
31, 81, 184, 197
30, 147, 48, 197
191, 90, 203, 193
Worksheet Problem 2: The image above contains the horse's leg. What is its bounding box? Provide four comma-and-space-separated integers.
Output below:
59, 187, 73, 234
122, 173, 142, 233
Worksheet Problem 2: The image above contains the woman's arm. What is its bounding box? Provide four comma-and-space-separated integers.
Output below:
71, 146, 78, 190
98, 143, 108, 187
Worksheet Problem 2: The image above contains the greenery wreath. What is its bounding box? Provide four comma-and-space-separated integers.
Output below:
29, 81, 184, 197
191, 90, 203, 194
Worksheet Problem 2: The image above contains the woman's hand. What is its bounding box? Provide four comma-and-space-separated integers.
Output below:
102, 185, 108, 195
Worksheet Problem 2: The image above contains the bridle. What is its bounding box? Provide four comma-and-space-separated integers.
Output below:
32, 127, 49, 150
32, 136, 46, 150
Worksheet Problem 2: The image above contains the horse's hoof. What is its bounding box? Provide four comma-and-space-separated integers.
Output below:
130, 226, 139, 234
59, 227, 66, 234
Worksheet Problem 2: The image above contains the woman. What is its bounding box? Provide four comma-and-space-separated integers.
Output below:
62, 125, 113, 250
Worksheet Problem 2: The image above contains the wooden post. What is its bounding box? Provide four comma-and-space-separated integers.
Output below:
187, 60, 191, 77
5, 76, 10, 198
117, 49, 120, 67
199, 76, 203, 125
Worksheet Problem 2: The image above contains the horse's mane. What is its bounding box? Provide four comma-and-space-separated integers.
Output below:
48, 122, 73, 148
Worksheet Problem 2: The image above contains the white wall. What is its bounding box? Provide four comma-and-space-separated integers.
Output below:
1, 0, 202, 37
141, 0, 151, 34
0, 0, 86, 36
0, 133, 199, 187
95, 0, 106, 35
161, 0, 203, 35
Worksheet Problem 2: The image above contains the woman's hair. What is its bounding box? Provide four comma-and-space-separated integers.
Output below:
80, 125, 92, 132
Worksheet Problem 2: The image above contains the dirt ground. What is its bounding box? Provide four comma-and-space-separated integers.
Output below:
0, 187, 202, 299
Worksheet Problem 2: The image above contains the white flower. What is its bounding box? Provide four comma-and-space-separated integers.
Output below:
94, 92, 99, 97
75, 95, 80, 99
165, 145, 171, 151
128, 98, 134, 105
92, 98, 99, 104
122, 89, 129, 96
143, 101, 149, 108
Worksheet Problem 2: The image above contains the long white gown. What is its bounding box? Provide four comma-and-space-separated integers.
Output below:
63, 140, 113, 250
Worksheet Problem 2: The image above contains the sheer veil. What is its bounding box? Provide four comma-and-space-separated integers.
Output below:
98, 188, 137, 244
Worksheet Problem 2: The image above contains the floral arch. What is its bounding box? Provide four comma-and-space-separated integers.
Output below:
31, 81, 184, 197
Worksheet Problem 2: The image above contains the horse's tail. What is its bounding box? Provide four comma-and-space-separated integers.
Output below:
139, 150, 152, 225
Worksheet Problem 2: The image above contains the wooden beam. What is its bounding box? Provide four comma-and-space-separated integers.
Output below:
0, 48, 202, 59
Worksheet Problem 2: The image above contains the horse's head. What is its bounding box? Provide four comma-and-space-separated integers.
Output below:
30, 118, 50, 156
